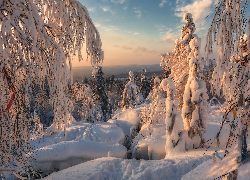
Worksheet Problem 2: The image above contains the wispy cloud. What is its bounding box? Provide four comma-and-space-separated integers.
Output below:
159, 0, 167, 8
111, 0, 126, 4
134, 33, 139, 35
134, 8, 142, 17
102, 6, 116, 15
101, 26, 120, 31
95, 23, 101, 28
88, 8, 95, 12
123, 6, 128, 10
133, 46, 156, 54
175, 0, 214, 30
161, 30, 179, 43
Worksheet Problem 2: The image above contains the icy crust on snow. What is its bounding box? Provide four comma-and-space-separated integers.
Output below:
43, 155, 211, 180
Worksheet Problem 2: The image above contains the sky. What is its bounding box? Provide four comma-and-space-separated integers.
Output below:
72, 0, 240, 67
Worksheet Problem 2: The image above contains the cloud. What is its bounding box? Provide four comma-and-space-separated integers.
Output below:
161, 31, 179, 43
134, 33, 139, 35
123, 6, 128, 10
113, 45, 133, 51
88, 8, 95, 12
175, 0, 213, 29
95, 23, 101, 28
122, 45, 133, 50
101, 26, 120, 31
111, 0, 126, 4
102, 6, 116, 15
159, 0, 167, 8
134, 8, 142, 17
133, 46, 156, 54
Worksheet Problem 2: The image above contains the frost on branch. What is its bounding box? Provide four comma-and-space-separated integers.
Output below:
122, 71, 144, 110
182, 37, 209, 150
0, 0, 103, 174
205, 0, 250, 111
160, 13, 196, 109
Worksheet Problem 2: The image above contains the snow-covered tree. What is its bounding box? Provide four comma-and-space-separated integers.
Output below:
92, 66, 109, 122
150, 77, 168, 124
163, 78, 183, 156
205, 0, 250, 112
160, 13, 196, 109
182, 37, 209, 149
122, 71, 144, 109
140, 68, 151, 99
0, 0, 103, 175
70, 82, 101, 123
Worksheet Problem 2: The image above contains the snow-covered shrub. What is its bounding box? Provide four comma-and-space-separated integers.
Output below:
160, 13, 196, 109
0, 0, 103, 175
163, 78, 184, 156
122, 71, 144, 109
182, 37, 209, 150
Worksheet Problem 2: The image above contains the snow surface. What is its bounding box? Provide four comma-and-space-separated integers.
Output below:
29, 120, 126, 176
43, 154, 211, 180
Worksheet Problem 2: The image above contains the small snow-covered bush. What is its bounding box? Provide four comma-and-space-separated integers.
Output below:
122, 71, 144, 109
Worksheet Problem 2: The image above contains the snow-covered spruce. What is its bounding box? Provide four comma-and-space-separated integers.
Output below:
160, 13, 196, 109
140, 68, 151, 99
163, 78, 184, 156
122, 71, 144, 110
182, 36, 209, 149
0, 0, 103, 175
92, 66, 109, 122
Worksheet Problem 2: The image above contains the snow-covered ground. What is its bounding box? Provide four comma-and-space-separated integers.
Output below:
28, 120, 127, 177
43, 153, 212, 180
6, 104, 250, 180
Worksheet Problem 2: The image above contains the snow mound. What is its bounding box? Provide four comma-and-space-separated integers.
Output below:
29, 121, 126, 176
43, 155, 211, 180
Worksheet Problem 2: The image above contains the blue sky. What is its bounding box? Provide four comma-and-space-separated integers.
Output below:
72, 0, 249, 66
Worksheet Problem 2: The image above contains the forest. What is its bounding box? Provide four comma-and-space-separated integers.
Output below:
0, 0, 250, 179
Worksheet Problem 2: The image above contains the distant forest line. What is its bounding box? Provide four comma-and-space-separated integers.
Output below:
73, 64, 162, 82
